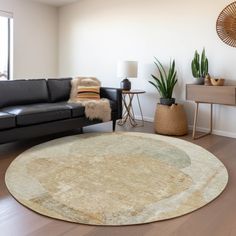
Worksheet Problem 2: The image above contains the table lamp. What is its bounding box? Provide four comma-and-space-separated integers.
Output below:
117, 61, 138, 91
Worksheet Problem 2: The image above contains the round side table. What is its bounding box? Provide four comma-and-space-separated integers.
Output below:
118, 90, 146, 127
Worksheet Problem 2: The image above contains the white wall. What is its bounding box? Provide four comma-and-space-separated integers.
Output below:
0, 0, 58, 79
59, 0, 236, 137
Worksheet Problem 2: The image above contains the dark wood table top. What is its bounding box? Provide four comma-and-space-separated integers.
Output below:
122, 90, 146, 94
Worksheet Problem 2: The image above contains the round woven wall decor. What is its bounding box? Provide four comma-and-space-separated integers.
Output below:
216, 2, 236, 47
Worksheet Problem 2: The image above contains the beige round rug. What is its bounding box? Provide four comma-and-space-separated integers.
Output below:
5, 132, 228, 225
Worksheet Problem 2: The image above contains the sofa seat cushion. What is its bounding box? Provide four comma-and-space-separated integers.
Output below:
2, 104, 71, 126
64, 100, 116, 118
0, 112, 16, 130
62, 102, 85, 118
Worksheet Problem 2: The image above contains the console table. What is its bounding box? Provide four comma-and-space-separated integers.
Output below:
186, 84, 236, 139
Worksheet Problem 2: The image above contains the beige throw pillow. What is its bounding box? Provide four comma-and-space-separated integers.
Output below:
69, 77, 101, 102
77, 86, 100, 100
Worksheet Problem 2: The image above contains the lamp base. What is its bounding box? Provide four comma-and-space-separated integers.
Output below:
120, 78, 131, 91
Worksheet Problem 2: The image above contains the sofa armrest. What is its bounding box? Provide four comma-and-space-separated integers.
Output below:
100, 87, 122, 119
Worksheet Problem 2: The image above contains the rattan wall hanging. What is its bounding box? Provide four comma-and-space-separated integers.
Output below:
216, 2, 236, 47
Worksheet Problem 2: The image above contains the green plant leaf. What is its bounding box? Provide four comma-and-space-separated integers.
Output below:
149, 80, 159, 92
191, 58, 200, 78
150, 58, 177, 99
205, 58, 208, 74
153, 60, 167, 95
150, 74, 165, 97
166, 59, 175, 97
154, 57, 167, 79
195, 51, 200, 71
200, 48, 206, 77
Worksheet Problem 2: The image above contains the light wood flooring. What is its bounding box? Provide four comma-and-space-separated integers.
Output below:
0, 121, 236, 236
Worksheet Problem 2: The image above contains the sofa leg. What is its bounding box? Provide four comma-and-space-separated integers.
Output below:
112, 119, 116, 132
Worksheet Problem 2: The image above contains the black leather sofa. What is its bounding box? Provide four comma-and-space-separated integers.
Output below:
0, 78, 122, 144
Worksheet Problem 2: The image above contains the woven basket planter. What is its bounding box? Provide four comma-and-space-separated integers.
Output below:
154, 104, 188, 136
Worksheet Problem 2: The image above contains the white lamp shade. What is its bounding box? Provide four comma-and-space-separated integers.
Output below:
117, 61, 138, 78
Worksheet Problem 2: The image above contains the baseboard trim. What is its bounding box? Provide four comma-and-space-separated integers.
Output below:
135, 116, 154, 123
135, 115, 236, 139
188, 125, 236, 139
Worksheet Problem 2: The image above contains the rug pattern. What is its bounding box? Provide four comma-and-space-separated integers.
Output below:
5, 132, 228, 225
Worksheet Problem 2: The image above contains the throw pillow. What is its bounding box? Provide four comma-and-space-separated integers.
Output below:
77, 86, 100, 100
69, 77, 101, 102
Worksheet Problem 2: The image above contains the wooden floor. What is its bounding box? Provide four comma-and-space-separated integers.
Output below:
0, 121, 236, 236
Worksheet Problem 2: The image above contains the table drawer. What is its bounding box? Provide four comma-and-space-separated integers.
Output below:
186, 85, 236, 105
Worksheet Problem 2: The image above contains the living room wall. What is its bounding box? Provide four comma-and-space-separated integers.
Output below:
0, 0, 58, 79
59, 0, 236, 137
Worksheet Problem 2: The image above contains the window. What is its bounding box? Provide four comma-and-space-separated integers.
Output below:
0, 11, 13, 80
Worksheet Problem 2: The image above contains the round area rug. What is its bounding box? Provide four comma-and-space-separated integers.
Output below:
5, 132, 228, 225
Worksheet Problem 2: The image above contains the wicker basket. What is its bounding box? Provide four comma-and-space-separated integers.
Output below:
154, 104, 188, 136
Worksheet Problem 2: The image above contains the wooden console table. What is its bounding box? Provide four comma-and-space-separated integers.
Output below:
186, 85, 236, 139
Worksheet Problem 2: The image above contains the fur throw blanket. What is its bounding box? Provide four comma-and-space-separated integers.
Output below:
68, 77, 111, 122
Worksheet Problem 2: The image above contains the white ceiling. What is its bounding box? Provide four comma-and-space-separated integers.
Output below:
32, 0, 78, 7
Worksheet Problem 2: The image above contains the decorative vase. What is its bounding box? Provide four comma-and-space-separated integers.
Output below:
204, 74, 212, 86
210, 78, 225, 86
160, 98, 175, 106
120, 79, 131, 91
193, 77, 204, 85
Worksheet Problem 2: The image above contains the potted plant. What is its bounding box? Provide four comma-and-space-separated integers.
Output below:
149, 57, 177, 106
191, 48, 208, 85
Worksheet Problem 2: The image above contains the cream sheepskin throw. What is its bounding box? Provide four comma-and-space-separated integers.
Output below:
68, 77, 111, 122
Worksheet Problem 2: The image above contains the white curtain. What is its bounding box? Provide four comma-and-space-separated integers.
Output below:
0, 10, 13, 80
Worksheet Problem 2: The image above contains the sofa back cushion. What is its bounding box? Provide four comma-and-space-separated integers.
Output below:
0, 79, 49, 108
47, 78, 72, 102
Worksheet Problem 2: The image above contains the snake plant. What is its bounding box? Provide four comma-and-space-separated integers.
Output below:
149, 58, 177, 99
191, 48, 208, 79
